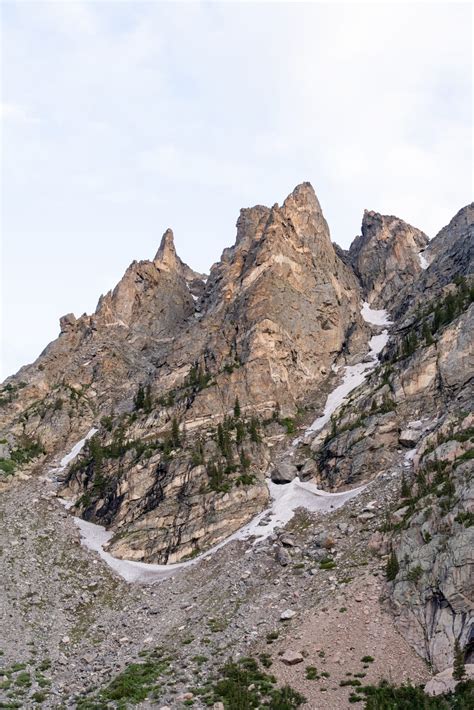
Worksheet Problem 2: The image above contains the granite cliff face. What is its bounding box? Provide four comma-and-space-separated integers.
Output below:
1, 184, 472, 686
349, 210, 429, 312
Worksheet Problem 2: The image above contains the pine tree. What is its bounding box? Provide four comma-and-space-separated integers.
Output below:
171, 417, 180, 448
134, 384, 145, 410
249, 416, 261, 443
236, 420, 245, 445
217, 423, 225, 451
422, 322, 434, 346
386, 549, 399, 581
432, 306, 442, 333
400, 473, 411, 499
143, 384, 153, 413
233, 396, 241, 419
453, 639, 466, 681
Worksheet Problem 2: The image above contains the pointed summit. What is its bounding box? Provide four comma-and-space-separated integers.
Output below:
281, 182, 331, 251
153, 228, 206, 282
349, 211, 429, 309
282, 181, 323, 216
154, 228, 179, 271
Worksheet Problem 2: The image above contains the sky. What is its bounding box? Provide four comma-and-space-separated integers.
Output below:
1, 1, 472, 380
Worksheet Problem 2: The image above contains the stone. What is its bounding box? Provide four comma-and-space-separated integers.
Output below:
279, 534, 296, 547
276, 547, 291, 567
281, 650, 304, 666
399, 429, 422, 448
271, 462, 298, 484
280, 609, 296, 621
425, 665, 474, 696
348, 209, 429, 310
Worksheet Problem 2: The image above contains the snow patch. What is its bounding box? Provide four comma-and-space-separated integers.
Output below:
360, 301, 392, 326
419, 252, 429, 270
306, 333, 388, 434
71, 476, 366, 583
403, 448, 417, 468
50, 428, 98, 475
60, 302, 392, 584
306, 303, 391, 435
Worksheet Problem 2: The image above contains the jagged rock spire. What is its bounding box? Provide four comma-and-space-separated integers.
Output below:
154, 228, 179, 271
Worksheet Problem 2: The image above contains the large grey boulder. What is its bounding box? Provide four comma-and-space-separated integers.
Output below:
271, 462, 298, 483
399, 428, 422, 448
425, 665, 474, 696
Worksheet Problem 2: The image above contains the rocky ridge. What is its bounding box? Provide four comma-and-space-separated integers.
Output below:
0, 183, 473, 708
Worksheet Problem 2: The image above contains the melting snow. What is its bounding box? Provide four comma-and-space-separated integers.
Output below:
49, 428, 98, 475
71, 477, 366, 583
360, 301, 392, 326
419, 252, 429, 270
59, 302, 392, 584
307, 303, 391, 434
403, 448, 417, 468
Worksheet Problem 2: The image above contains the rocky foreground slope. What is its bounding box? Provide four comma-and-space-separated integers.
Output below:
0, 184, 473, 708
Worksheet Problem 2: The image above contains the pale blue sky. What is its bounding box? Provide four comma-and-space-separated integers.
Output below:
1, 1, 472, 379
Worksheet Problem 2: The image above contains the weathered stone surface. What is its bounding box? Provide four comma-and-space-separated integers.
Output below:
276, 547, 291, 566
271, 462, 298, 483
281, 650, 304, 665
425, 665, 474, 696
349, 210, 429, 310
399, 428, 422, 447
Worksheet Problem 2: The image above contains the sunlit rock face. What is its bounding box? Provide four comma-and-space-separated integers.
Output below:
349, 210, 429, 311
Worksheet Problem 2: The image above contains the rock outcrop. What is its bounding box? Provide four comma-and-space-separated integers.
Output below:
349, 210, 429, 311
1, 183, 472, 680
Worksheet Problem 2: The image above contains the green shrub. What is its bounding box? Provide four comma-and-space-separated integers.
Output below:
359, 678, 473, 709
386, 550, 399, 581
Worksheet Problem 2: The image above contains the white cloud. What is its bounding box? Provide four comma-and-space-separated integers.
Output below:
0, 102, 35, 123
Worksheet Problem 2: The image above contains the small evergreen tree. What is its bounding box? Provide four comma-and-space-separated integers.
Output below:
198, 367, 209, 390
171, 417, 180, 448
248, 416, 261, 443
432, 305, 442, 333
236, 420, 246, 445
143, 384, 153, 413
422, 322, 434, 346
400, 473, 411, 499
233, 396, 241, 419
134, 384, 145, 411
453, 639, 466, 681
386, 549, 399, 581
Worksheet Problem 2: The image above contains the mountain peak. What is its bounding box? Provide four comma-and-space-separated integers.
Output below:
154, 228, 178, 271
282, 181, 322, 216
350, 210, 429, 309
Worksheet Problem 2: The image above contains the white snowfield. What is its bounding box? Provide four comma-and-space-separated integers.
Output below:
419, 252, 429, 270
49, 428, 98, 474
307, 303, 391, 434
57, 303, 391, 583
360, 301, 392, 327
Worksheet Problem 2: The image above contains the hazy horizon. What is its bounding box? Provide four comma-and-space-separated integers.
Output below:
1, 2, 472, 379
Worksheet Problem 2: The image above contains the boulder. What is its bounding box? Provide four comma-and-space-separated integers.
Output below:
271, 462, 298, 483
300, 459, 318, 480
399, 428, 422, 448
281, 650, 304, 666
276, 547, 291, 567
425, 665, 474, 696
280, 609, 296, 621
